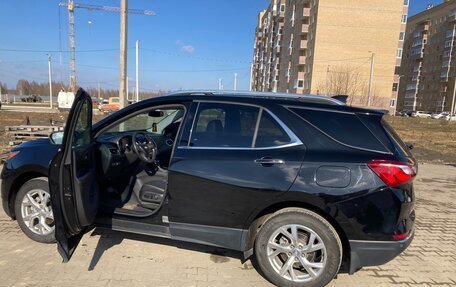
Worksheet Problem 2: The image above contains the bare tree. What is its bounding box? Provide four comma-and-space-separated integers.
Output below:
318, 65, 365, 97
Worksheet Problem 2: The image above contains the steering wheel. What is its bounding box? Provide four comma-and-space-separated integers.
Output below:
132, 132, 158, 163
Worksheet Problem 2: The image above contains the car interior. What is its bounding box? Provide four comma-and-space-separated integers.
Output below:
94, 106, 185, 218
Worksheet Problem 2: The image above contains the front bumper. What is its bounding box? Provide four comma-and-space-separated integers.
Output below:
349, 230, 414, 274
1, 162, 16, 218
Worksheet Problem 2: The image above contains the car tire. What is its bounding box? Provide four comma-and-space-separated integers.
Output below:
14, 177, 55, 243
254, 208, 342, 287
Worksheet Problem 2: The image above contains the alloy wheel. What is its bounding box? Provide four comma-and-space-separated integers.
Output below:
20, 189, 55, 235
266, 224, 326, 283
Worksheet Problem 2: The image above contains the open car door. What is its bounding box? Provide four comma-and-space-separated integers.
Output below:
49, 88, 99, 262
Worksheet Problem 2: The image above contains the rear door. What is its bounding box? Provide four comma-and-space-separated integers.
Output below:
167, 101, 305, 246
49, 89, 98, 262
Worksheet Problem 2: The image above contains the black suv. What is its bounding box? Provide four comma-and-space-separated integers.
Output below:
1, 89, 416, 287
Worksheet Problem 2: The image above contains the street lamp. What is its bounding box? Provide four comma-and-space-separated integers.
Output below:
367, 51, 375, 106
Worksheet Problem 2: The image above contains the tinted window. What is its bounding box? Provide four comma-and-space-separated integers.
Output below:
290, 108, 388, 152
255, 112, 291, 147
190, 103, 259, 147
73, 100, 91, 147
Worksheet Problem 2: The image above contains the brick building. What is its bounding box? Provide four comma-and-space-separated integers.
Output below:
251, 0, 408, 111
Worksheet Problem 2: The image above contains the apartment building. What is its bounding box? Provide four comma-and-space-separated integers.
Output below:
397, 0, 456, 113
251, 0, 408, 111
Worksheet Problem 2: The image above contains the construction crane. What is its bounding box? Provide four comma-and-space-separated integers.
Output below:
58, 0, 155, 93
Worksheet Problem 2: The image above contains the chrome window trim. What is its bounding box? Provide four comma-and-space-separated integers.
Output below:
180, 100, 303, 151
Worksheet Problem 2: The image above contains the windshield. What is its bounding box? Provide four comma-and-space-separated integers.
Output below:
101, 108, 183, 136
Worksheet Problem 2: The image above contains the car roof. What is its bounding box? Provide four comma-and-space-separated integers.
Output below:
164, 90, 344, 105
159, 90, 384, 115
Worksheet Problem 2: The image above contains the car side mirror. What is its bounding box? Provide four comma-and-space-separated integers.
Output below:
405, 143, 414, 150
50, 131, 64, 145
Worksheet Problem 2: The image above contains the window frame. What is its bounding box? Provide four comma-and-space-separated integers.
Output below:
180, 100, 302, 150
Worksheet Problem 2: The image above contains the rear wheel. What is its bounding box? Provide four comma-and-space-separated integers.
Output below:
14, 177, 55, 243
254, 208, 342, 287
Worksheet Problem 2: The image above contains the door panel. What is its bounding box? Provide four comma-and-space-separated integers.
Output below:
167, 101, 305, 232
168, 146, 305, 229
49, 88, 98, 262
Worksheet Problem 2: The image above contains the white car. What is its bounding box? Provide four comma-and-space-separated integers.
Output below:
412, 111, 432, 118
431, 112, 449, 119
443, 114, 456, 121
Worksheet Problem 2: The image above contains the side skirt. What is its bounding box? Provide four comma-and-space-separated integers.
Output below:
170, 222, 248, 251
94, 217, 171, 239
93, 218, 248, 252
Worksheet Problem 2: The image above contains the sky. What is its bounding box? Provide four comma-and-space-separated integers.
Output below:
0, 0, 446, 93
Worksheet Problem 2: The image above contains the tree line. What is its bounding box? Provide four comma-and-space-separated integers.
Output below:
0, 79, 166, 100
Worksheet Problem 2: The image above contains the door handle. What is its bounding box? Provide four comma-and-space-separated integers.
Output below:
254, 158, 285, 165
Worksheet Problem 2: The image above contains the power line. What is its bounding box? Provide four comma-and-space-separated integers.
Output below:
0, 48, 127, 53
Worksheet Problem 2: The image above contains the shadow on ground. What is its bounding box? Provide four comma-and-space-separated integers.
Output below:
87, 228, 245, 271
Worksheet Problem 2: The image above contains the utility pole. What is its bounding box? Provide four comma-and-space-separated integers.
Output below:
325, 65, 330, 96
48, 54, 53, 109
450, 78, 456, 121
249, 63, 253, 92
59, 1, 154, 100
68, 0, 76, 92
126, 76, 129, 102
367, 52, 375, 106
98, 82, 101, 99
136, 40, 139, 102
234, 73, 237, 91
119, 0, 128, 108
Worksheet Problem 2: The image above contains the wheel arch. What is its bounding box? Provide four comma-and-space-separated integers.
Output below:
8, 171, 48, 219
243, 200, 351, 270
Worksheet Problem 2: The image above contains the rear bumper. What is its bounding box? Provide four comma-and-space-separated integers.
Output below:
349, 230, 414, 274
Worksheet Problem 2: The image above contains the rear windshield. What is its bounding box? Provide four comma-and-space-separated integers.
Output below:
290, 107, 389, 153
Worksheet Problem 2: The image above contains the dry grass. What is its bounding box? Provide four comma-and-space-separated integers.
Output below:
385, 116, 456, 164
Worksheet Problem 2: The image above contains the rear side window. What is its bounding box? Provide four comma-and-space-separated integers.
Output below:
256, 112, 291, 148
191, 103, 259, 147
290, 107, 389, 152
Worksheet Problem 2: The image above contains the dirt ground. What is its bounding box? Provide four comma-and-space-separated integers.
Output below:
0, 110, 455, 163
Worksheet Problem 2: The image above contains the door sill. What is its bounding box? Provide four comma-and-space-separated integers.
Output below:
93, 217, 171, 239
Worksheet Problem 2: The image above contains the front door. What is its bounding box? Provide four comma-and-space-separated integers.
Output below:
49, 89, 98, 262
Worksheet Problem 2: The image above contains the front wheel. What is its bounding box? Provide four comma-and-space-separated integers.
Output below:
14, 177, 55, 243
254, 208, 342, 287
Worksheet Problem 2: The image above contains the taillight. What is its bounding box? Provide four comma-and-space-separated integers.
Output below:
368, 160, 416, 187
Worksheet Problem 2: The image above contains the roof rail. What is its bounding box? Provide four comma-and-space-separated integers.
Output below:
165, 90, 344, 105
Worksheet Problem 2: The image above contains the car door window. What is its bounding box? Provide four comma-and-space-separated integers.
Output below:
190, 103, 259, 148
255, 112, 291, 148
73, 100, 91, 148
